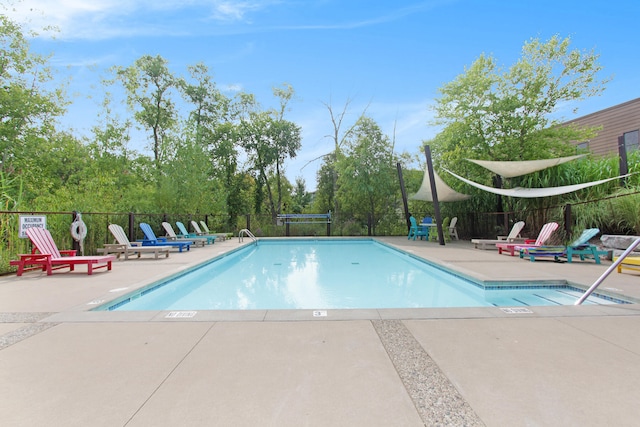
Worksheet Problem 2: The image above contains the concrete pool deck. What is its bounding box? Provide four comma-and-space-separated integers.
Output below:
1, 236, 640, 426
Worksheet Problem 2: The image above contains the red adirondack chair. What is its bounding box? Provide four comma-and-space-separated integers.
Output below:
10, 227, 116, 276
495, 222, 559, 256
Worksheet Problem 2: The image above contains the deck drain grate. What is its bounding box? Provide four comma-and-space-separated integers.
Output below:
165, 311, 197, 318
500, 307, 534, 314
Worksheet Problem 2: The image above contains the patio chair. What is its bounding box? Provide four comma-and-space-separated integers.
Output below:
198, 221, 229, 241
448, 216, 459, 240
496, 222, 559, 256
162, 222, 208, 246
175, 221, 215, 245
408, 215, 423, 240
139, 223, 193, 252
471, 221, 526, 250
98, 224, 171, 260
10, 227, 116, 276
519, 228, 608, 263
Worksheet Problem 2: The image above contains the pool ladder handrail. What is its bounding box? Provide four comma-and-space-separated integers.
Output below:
575, 237, 640, 305
238, 228, 257, 244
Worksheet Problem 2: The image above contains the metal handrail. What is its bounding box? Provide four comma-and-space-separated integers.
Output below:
238, 228, 257, 244
575, 237, 640, 305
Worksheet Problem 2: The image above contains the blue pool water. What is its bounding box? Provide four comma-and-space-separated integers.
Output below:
101, 239, 622, 311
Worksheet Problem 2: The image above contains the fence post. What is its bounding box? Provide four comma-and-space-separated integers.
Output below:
71, 211, 80, 255
246, 214, 251, 231
564, 203, 572, 240
327, 210, 331, 236
367, 213, 372, 236
128, 212, 135, 242
618, 135, 629, 187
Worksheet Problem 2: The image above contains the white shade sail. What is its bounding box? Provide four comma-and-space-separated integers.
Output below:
444, 168, 628, 198
466, 154, 586, 178
410, 168, 471, 202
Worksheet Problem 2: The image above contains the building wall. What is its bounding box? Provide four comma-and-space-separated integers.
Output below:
563, 97, 640, 157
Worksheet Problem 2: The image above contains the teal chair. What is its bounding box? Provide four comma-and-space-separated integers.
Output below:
408, 216, 418, 240
176, 221, 216, 245
416, 224, 428, 240
519, 228, 607, 263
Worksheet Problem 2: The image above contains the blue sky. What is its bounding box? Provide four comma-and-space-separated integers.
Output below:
5, 0, 640, 191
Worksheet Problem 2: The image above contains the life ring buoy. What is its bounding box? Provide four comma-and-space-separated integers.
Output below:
71, 219, 87, 241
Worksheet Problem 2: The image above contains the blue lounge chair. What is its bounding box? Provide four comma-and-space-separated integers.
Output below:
519, 228, 608, 263
176, 221, 215, 245
139, 223, 192, 252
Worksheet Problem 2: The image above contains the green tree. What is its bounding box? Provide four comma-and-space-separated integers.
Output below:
312, 152, 337, 214
238, 111, 301, 221
291, 177, 312, 213
432, 35, 608, 169
336, 116, 398, 233
180, 62, 230, 146
112, 55, 179, 170
0, 14, 67, 201
430, 35, 610, 229
316, 97, 365, 217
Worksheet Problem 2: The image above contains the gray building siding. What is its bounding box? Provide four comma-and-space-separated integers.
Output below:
563, 97, 640, 157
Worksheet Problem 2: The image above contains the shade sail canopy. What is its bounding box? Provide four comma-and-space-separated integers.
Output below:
466, 154, 586, 178
410, 168, 471, 202
444, 168, 628, 198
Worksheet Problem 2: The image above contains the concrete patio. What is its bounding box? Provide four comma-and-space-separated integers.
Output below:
1, 236, 639, 426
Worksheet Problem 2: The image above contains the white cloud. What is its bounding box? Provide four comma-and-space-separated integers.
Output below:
211, 1, 267, 21
222, 83, 244, 93
3, 0, 277, 40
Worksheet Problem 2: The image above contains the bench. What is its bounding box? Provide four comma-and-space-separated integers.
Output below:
277, 213, 332, 236
615, 256, 640, 274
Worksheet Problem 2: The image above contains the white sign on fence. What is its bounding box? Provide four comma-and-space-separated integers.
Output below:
18, 215, 46, 238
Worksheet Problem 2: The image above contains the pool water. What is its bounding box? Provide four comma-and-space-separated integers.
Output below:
101, 239, 621, 311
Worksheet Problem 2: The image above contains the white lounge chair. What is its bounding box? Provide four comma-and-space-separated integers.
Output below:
162, 222, 207, 247
99, 224, 171, 260
194, 221, 228, 241
471, 221, 526, 250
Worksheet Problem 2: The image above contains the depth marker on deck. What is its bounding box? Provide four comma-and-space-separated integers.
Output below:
165, 311, 197, 318
500, 307, 534, 314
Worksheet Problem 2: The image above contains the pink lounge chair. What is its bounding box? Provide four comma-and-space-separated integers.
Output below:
495, 222, 559, 256
10, 227, 116, 276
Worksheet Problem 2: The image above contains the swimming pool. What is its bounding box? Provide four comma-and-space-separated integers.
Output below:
98, 239, 624, 311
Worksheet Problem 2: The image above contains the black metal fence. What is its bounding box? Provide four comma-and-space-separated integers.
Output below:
2, 192, 638, 274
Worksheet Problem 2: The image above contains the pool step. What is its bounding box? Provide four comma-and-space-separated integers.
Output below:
488, 288, 617, 307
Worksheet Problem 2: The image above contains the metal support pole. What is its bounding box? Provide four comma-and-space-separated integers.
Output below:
397, 162, 411, 232
424, 146, 445, 245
